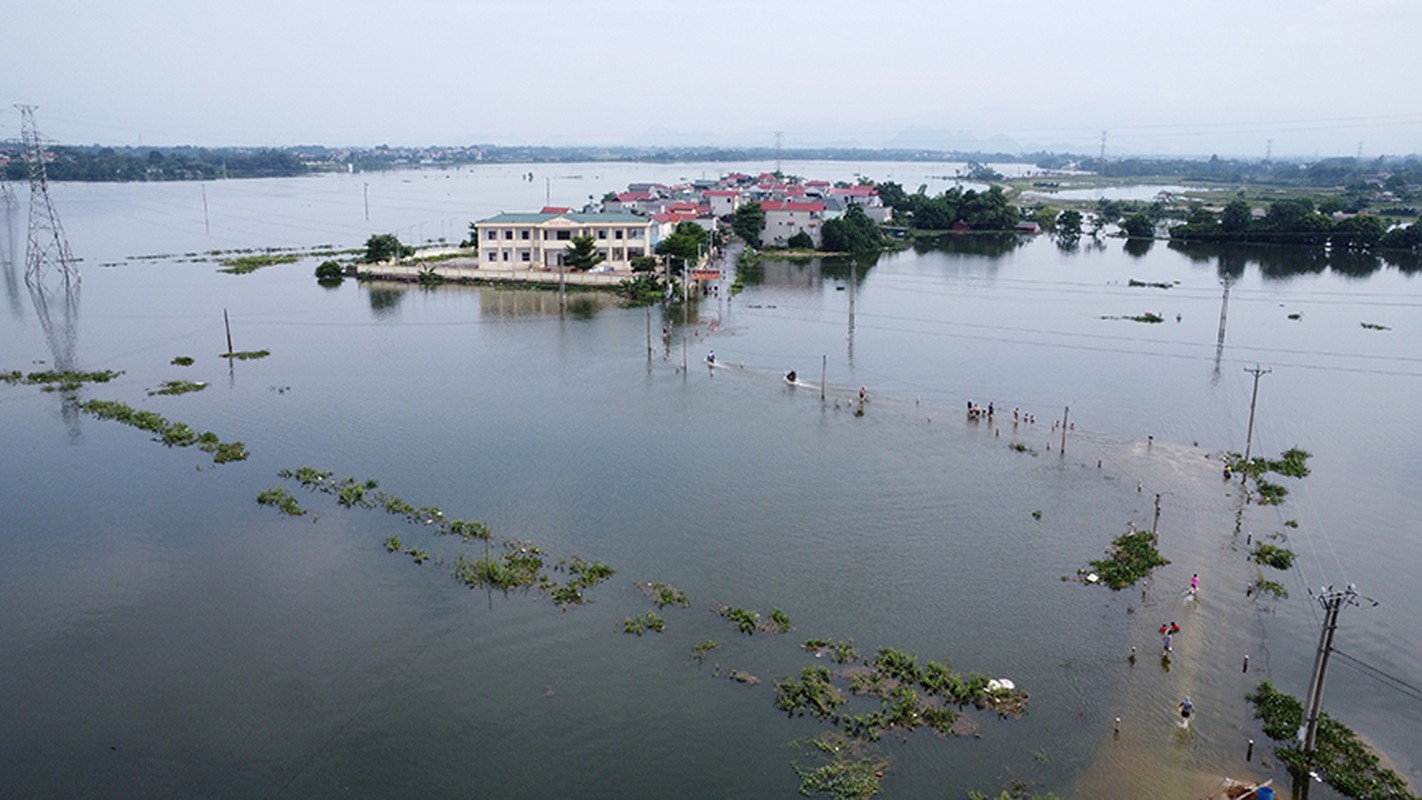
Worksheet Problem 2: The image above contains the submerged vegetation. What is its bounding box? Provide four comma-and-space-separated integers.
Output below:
1086, 530, 1169, 590
218, 253, 300, 274
1227, 447, 1312, 505
81, 399, 247, 463
170, 356, 195, 366
623, 610, 666, 636
1248, 681, 1416, 800
148, 379, 207, 396
638, 581, 690, 608
791, 734, 891, 800
272, 466, 616, 609
220, 349, 271, 360
2, 368, 124, 393
717, 605, 793, 635
257, 487, 307, 517
1252, 542, 1297, 570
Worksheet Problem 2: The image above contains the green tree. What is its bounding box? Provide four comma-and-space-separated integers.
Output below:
314, 260, 344, 283
786, 231, 814, 249
1056, 210, 1083, 239
563, 235, 605, 271
732, 202, 765, 245
821, 204, 882, 252
656, 222, 710, 266
1120, 212, 1154, 239
364, 233, 413, 263
1220, 199, 1252, 233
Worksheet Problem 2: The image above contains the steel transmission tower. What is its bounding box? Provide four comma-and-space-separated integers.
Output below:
16, 105, 80, 289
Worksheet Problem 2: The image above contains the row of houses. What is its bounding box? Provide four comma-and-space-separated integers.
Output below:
471, 173, 894, 269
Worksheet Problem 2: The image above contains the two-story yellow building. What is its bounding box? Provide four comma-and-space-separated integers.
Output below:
473, 211, 652, 270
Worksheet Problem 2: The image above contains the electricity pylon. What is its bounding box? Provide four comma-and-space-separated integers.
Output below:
16, 105, 80, 289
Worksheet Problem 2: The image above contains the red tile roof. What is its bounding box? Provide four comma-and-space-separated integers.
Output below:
540, 206, 571, 214
829, 185, 878, 197
760, 201, 825, 213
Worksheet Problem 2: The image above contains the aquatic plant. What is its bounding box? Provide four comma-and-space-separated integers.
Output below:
1252, 569, 1289, 599
1252, 542, 1296, 570
1031, 510, 1042, 520
171, 356, 195, 366
452, 541, 547, 592
1127, 279, 1172, 289
407, 548, 430, 564
802, 639, 859, 664
148, 380, 207, 396
5, 368, 123, 387
257, 487, 307, 517
691, 640, 719, 662
638, 581, 690, 608
771, 609, 793, 633
1087, 530, 1169, 590
208, 441, 249, 463
1254, 478, 1288, 505
220, 349, 270, 360
1269, 447, 1312, 478
623, 610, 665, 636
871, 648, 922, 686
1247, 680, 1415, 800
384, 536, 403, 552
1359, 322, 1391, 331
776, 666, 845, 719
549, 556, 616, 608
218, 253, 299, 274
445, 518, 490, 542
80, 399, 246, 463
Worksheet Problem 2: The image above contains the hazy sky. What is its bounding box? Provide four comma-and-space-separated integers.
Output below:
3, 0, 1419, 157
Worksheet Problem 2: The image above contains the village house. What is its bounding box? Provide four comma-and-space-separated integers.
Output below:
759, 200, 826, 247
827, 185, 892, 223
703, 189, 741, 218
473, 211, 651, 269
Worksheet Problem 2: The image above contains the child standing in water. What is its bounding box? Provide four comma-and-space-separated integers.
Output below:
1178, 696, 1194, 727
1190, 573, 1200, 597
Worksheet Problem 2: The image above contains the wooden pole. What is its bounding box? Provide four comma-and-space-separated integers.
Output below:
645, 305, 652, 359
223, 308, 233, 355
820, 355, 827, 401
1152, 493, 1162, 537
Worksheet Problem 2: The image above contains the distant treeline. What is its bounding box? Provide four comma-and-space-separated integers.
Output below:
1047, 154, 1422, 190
1170, 198, 1422, 253
1, 145, 306, 181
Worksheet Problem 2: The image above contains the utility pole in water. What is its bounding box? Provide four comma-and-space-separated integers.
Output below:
1298, 585, 1368, 760
1242, 365, 1271, 478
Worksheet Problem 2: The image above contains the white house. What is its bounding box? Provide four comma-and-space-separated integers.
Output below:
759, 200, 825, 248
474, 211, 651, 269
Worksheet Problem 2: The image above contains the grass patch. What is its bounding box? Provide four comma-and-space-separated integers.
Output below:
1127, 279, 1173, 289
148, 379, 207, 396
716, 605, 792, 635
1087, 530, 1169, 590
1252, 569, 1289, 599
452, 541, 548, 592
691, 640, 719, 662
1247, 680, 1416, 800
171, 356, 195, 366
776, 666, 846, 719
218, 253, 299, 274
220, 349, 270, 360
1359, 322, 1391, 331
3, 368, 123, 390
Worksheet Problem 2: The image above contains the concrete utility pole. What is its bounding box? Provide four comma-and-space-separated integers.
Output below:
1298, 585, 1362, 759
1242, 365, 1272, 476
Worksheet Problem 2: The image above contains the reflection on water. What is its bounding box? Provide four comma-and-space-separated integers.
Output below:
2, 167, 1420, 798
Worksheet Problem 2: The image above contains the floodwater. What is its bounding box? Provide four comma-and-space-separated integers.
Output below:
1, 162, 1419, 799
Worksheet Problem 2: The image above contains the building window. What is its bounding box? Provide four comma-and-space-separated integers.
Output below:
504, 229, 513, 239
520, 251, 531, 262
613, 248, 624, 261
486, 230, 497, 240
629, 229, 643, 239
486, 250, 498, 261
628, 248, 643, 258
502, 250, 510, 261
596, 229, 607, 239
520, 229, 530, 240
556, 230, 571, 240
614, 229, 624, 239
